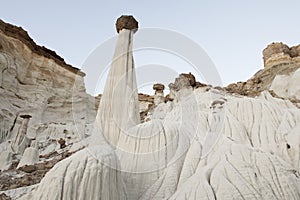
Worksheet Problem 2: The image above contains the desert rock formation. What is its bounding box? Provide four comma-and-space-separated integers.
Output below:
0, 17, 299, 200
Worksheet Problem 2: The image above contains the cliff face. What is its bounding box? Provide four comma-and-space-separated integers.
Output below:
0, 20, 97, 164
0, 20, 153, 195
0, 19, 84, 76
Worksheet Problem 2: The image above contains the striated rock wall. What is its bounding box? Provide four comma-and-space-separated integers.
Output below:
0, 20, 97, 155
263, 42, 300, 69
0, 18, 300, 200
0, 19, 84, 76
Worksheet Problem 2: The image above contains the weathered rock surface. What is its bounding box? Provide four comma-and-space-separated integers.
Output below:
0, 18, 300, 200
22, 146, 126, 200
226, 43, 300, 98
0, 18, 97, 148
0, 19, 98, 197
270, 67, 300, 100
95, 28, 140, 146
263, 42, 300, 69
0, 19, 84, 76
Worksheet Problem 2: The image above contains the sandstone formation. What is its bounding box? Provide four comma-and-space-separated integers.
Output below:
226, 42, 300, 98
0, 17, 300, 200
270, 67, 300, 102
138, 93, 154, 121
17, 147, 39, 169
153, 83, 165, 105
19, 16, 140, 199
263, 42, 300, 69
0, 20, 84, 76
96, 25, 140, 146
0, 18, 98, 198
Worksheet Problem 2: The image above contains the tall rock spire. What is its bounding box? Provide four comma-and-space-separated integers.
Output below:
95, 15, 140, 146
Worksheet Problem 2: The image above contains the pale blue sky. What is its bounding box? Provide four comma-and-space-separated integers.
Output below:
1, 0, 300, 94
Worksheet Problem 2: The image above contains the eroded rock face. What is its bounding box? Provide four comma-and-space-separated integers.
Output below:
263, 42, 300, 69
225, 42, 300, 97
169, 75, 191, 92
263, 42, 290, 61
0, 19, 84, 76
168, 73, 199, 92
167, 72, 209, 103
26, 146, 126, 200
290, 45, 300, 58
1, 18, 300, 200
0, 19, 98, 196
0, 19, 97, 146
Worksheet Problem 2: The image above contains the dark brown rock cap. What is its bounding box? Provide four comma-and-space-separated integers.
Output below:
116, 15, 138, 33
153, 83, 165, 91
0, 19, 85, 77
262, 42, 300, 64
263, 42, 290, 62
180, 72, 196, 87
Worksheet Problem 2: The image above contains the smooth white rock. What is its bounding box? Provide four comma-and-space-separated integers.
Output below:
17, 147, 39, 168
0, 151, 12, 171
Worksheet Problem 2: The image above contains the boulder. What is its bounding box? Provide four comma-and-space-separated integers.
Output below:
115, 15, 138, 33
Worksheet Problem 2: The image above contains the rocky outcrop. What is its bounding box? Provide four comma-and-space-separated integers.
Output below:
0, 19, 97, 145
168, 72, 209, 102
263, 42, 300, 69
153, 83, 165, 105
138, 93, 154, 121
0, 20, 84, 77
0, 19, 97, 196
1, 17, 300, 200
226, 42, 300, 97
270, 67, 300, 103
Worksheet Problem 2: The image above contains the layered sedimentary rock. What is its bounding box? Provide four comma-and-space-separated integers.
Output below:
0, 18, 97, 154
0, 18, 98, 197
226, 42, 300, 97
20, 15, 141, 200
263, 42, 300, 69
1, 17, 300, 200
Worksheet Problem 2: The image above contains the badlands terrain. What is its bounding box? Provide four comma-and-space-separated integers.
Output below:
0, 16, 300, 199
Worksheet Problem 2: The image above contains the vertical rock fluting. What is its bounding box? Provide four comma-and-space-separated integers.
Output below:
22, 16, 140, 200
95, 15, 140, 146
10, 115, 32, 155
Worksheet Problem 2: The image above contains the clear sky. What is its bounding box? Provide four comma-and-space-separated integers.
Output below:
1, 0, 300, 94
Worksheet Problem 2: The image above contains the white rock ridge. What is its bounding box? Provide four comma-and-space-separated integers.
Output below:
271, 68, 300, 100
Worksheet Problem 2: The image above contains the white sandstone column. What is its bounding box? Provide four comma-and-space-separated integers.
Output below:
95, 16, 140, 146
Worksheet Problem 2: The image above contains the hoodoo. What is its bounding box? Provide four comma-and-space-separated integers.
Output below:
95, 15, 140, 146
1, 16, 300, 200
